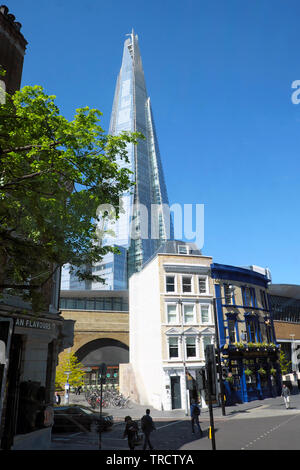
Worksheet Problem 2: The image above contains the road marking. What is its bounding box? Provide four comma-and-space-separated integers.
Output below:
156, 421, 183, 430
241, 413, 300, 449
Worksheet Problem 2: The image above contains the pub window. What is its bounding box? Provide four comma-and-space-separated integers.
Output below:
266, 324, 273, 343
244, 287, 252, 307
228, 319, 236, 343
247, 319, 257, 342
260, 290, 268, 310
224, 284, 234, 304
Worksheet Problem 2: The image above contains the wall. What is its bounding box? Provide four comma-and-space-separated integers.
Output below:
274, 321, 300, 340
59, 309, 129, 360
129, 257, 163, 407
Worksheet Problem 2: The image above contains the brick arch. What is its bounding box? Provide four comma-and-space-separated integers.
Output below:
74, 337, 129, 367
72, 331, 129, 354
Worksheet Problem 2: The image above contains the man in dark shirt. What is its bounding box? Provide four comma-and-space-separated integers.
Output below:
141, 409, 155, 450
190, 399, 203, 435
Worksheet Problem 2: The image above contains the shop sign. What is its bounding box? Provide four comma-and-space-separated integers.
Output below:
15, 317, 53, 330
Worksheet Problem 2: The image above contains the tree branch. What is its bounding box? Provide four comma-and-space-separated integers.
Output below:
1, 140, 61, 155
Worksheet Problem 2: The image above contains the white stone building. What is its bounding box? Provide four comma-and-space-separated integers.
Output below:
125, 241, 215, 412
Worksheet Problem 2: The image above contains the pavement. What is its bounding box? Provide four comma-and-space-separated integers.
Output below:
50, 393, 300, 451
66, 391, 300, 422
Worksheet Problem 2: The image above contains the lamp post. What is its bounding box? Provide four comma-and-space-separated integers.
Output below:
64, 370, 71, 405
290, 334, 295, 371
177, 299, 189, 416
212, 285, 236, 417
98, 362, 107, 450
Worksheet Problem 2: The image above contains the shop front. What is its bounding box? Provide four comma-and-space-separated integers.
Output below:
82, 366, 120, 389
0, 305, 72, 450
222, 346, 280, 405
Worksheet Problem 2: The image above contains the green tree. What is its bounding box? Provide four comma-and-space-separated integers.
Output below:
279, 350, 292, 375
0, 86, 141, 309
55, 352, 85, 391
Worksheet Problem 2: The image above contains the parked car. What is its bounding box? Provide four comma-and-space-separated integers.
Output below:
52, 405, 113, 433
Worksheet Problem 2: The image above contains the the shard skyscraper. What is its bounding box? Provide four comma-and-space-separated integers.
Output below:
61, 30, 173, 291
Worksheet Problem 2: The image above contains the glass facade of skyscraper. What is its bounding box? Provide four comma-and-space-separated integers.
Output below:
61, 31, 173, 291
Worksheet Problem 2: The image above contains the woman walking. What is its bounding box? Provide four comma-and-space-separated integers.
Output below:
123, 416, 139, 450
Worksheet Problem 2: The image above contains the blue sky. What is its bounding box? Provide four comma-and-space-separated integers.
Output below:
7, 0, 300, 284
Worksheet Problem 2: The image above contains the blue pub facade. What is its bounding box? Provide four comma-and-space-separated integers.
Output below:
211, 263, 281, 405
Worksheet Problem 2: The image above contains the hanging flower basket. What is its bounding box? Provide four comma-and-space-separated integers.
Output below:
244, 368, 253, 376
258, 367, 266, 376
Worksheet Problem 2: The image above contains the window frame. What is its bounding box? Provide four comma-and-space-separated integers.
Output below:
168, 336, 180, 359
181, 275, 193, 294
198, 275, 209, 295
244, 287, 252, 307
178, 245, 189, 255
182, 303, 196, 324
199, 303, 211, 324
165, 274, 177, 293
185, 336, 197, 359
228, 318, 237, 343
166, 303, 178, 324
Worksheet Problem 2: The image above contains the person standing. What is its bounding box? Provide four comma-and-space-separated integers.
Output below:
123, 416, 139, 450
55, 392, 61, 405
190, 399, 203, 435
141, 409, 155, 450
281, 384, 290, 409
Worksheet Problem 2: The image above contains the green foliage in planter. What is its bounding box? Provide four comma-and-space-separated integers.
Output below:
233, 342, 246, 350
244, 368, 253, 376
258, 367, 266, 375
225, 376, 234, 384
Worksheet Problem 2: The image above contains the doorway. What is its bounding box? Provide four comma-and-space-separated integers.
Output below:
171, 376, 181, 409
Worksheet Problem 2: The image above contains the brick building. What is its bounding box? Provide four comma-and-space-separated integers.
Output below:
0, 4, 27, 95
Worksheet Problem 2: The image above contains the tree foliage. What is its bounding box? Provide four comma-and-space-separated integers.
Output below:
0, 86, 141, 307
55, 352, 85, 390
279, 350, 292, 375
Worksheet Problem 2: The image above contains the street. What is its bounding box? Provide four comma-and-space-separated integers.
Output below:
50, 394, 300, 451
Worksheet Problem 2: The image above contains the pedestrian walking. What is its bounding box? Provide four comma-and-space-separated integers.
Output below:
123, 416, 139, 450
190, 399, 203, 435
141, 409, 155, 450
281, 384, 290, 409
55, 392, 61, 405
